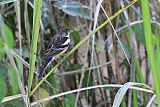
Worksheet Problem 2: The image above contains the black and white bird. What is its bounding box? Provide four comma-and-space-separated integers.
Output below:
38, 28, 73, 79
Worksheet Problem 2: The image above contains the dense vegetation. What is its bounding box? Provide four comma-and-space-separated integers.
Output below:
0, 0, 159, 107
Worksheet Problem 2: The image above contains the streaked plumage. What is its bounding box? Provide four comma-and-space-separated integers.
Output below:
38, 28, 73, 79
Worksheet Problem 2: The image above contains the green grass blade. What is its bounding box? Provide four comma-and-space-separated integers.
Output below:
28, 0, 42, 92
141, 0, 160, 106
1, 94, 23, 103
0, 74, 7, 103
8, 64, 19, 94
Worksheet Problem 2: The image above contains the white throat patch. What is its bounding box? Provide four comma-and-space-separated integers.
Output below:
62, 38, 70, 46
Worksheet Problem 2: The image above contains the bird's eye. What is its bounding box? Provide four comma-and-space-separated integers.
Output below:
61, 32, 66, 35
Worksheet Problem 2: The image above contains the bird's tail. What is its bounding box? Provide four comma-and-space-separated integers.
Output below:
38, 48, 66, 80
38, 68, 45, 80
38, 57, 52, 80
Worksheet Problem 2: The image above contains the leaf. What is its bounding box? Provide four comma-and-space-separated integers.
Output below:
4, 24, 14, 48
42, 0, 56, 30
0, 74, 7, 103
0, 24, 14, 60
54, 1, 92, 20
0, 37, 4, 60
8, 64, 19, 94
112, 82, 153, 107
71, 31, 81, 45
1, 98, 25, 107
0, 66, 8, 79
63, 94, 76, 107
33, 87, 50, 106
132, 24, 145, 45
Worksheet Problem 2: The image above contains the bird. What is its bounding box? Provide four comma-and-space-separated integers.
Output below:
38, 28, 73, 79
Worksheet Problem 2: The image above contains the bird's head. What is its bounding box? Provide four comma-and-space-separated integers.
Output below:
58, 28, 73, 37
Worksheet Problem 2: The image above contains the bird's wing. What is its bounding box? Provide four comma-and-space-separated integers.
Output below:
44, 35, 69, 58
48, 35, 69, 49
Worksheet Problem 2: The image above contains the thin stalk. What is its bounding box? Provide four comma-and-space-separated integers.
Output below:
14, 0, 22, 56
24, 0, 31, 46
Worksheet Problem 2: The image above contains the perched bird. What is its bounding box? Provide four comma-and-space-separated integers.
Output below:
38, 28, 73, 79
